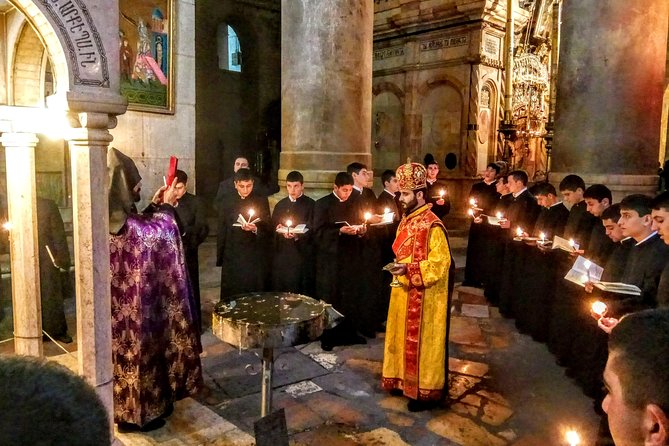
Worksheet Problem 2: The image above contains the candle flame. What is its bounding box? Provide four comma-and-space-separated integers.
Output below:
364, 212, 372, 221
384, 207, 390, 215
592, 301, 607, 317
569, 239, 575, 247
285, 220, 292, 227
469, 198, 477, 206
565, 430, 581, 446
496, 212, 503, 219
467, 209, 475, 217
248, 209, 255, 218
2, 221, 11, 231
516, 227, 524, 236
540, 232, 546, 240
439, 189, 445, 197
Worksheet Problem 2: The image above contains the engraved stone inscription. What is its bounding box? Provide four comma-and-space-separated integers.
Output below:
483, 35, 500, 59
36, 0, 110, 87
374, 46, 405, 61
420, 35, 468, 51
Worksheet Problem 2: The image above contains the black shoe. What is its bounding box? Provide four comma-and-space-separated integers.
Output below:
117, 422, 140, 433
407, 399, 436, 412
389, 389, 403, 397
140, 417, 166, 432
320, 342, 333, 352
54, 334, 73, 344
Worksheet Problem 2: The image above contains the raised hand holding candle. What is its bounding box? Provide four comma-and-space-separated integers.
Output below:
565, 429, 580, 446
592, 301, 607, 318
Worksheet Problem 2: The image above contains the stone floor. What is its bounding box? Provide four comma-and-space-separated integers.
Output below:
0, 236, 602, 445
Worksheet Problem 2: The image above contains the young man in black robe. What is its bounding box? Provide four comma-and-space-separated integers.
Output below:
531, 182, 569, 238
423, 153, 451, 220
583, 184, 615, 264
271, 170, 315, 295
313, 172, 368, 350
347, 162, 383, 337
497, 170, 541, 316
483, 176, 513, 305
561, 174, 599, 247
650, 192, 669, 307
216, 168, 271, 300
174, 170, 210, 334
214, 155, 267, 210
463, 163, 500, 287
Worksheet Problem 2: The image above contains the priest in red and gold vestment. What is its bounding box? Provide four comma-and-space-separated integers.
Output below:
382, 162, 454, 412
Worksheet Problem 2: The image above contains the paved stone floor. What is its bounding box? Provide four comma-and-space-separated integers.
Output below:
1, 236, 602, 445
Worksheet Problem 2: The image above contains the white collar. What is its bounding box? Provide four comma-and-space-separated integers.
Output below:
512, 187, 527, 198
289, 193, 302, 203
550, 201, 563, 208
635, 231, 657, 246
332, 191, 346, 203
484, 178, 496, 186
384, 189, 396, 196
353, 185, 363, 193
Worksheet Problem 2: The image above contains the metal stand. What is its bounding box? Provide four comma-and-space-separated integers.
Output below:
261, 347, 274, 417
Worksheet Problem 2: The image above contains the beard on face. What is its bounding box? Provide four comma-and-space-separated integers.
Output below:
401, 196, 418, 215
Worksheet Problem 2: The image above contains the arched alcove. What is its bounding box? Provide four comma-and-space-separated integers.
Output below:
371, 89, 403, 173
420, 82, 464, 173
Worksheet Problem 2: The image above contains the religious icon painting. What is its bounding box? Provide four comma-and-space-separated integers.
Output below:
119, 0, 174, 114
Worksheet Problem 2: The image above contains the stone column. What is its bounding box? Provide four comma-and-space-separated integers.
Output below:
1, 132, 41, 357
280, 0, 374, 194
67, 112, 115, 439
552, 0, 669, 199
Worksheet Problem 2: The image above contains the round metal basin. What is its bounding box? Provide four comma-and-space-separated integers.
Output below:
212, 292, 326, 349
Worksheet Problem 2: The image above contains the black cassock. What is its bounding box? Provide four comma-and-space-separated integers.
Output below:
271, 195, 316, 295
175, 192, 209, 334
37, 197, 71, 338
216, 191, 271, 300
463, 180, 499, 287
483, 193, 514, 305
564, 200, 598, 248
313, 193, 372, 339
533, 202, 569, 239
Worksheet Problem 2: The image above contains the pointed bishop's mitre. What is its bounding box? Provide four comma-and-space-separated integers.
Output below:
396, 162, 427, 191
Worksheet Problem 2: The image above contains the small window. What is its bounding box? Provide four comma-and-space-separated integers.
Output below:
217, 24, 242, 72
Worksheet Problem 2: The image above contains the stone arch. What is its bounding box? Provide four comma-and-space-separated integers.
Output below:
13, 21, 47, 106
372, 83, 404, 172
8, 0, 70, 95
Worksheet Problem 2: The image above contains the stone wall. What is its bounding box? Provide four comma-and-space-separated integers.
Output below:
195, 0, 280, 203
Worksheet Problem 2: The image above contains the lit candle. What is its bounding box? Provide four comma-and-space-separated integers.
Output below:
469, 198, 477, 206
516, 227, 524, 237
496, 212, 503, 219
565, 429, 580, 446
569, 239, 575, 248
467, 209, 475, 217
439, 189, 445, 199
384, 207, 390, 215
286, 219, 293, 235
539, 232, 546, 243
592, 301, 607, 317
248, 209, 255, 222
364, 211, 372, 224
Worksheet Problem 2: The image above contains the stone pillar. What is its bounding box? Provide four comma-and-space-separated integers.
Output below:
280, 0, 374, 194
1, 132, 41, 356
552, 0, 669, 199
67, 112, 115, 439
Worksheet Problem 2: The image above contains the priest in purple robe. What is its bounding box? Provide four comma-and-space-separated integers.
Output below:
108, 148, 202, 431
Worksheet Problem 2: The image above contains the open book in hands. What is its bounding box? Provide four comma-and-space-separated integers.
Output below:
276, 224, 308, 234
370, 212, 395, 226
552, 235, 580, 252
233, 213, 260, 227
564, 256, 604, 286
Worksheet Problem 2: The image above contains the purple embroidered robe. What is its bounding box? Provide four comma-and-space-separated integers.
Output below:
110, 208, 202, 426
